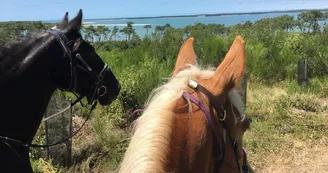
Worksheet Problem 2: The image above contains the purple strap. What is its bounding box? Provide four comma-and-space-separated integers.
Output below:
130, 109, 144, 121
182, 92, 225, 161
129, 93, 221, 144
182, 93, 221, 142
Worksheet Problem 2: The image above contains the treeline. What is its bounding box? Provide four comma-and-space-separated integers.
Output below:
1, 10, 328, 81
82, 10, 328, 42
0, 21, 54, 44
81, 22, 172, 42
92, 10, 328, 82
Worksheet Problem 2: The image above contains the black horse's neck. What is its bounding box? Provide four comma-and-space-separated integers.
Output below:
0, 35, 64, 143
0, 34, 66, 173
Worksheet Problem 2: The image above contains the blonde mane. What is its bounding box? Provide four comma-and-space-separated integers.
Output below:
118, 64, 245, 173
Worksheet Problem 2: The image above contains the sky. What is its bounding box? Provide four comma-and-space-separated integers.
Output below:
1, 0, 328, 21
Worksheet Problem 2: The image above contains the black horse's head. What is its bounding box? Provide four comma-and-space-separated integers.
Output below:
50, 10, 120, 105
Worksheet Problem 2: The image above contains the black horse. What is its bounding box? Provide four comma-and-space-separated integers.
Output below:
0, 10, 120, 173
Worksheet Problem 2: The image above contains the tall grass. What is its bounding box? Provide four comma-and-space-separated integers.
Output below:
30, 22, 328, 172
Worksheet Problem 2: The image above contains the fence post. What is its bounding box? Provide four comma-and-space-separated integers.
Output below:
66, 99, 73, 166
298, 59, 310, 86
44, 111, 49, 160
305, 59, 308, 85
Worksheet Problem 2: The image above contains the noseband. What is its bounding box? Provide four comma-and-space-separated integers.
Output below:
183, 79, 249, 173
47, 29, 109, 104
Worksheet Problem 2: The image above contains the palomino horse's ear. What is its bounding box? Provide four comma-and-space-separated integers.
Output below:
68, 9, 83, 30
208, 36, 246, 95
172, 37, 197, 77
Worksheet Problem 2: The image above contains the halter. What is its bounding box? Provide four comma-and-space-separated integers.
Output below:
0, 29, 110, 150
47, 29, 110, 104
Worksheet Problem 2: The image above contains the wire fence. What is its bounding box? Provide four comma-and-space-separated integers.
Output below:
42, 92, 82, 167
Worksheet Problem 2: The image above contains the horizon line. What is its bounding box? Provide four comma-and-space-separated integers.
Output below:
84, 8, 327, 21
1, 7, 327, 22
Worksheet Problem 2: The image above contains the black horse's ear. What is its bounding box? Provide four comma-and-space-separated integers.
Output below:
56, 12, 69, 29
61, 12, 69, 25
68, 9, 83, 30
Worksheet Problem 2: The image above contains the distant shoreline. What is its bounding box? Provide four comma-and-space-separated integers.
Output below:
1, 8, 328, 23
84, 8, 328, 21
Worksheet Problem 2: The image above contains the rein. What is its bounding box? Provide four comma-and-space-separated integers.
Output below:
0, 100, 97, 148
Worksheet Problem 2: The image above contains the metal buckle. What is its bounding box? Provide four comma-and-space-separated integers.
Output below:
97, 86, 107, 97
95, 65, 108, 85
188, 79, 198, 89
219, 108, 226, 121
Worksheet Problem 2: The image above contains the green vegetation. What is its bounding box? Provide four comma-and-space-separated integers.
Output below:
1, 10, 327, 172
0, 21, 53, 44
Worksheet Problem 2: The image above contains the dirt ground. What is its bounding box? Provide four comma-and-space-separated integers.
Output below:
252, 138, 328, 173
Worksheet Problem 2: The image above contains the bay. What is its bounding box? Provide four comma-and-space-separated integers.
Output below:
45, 12, 301, 39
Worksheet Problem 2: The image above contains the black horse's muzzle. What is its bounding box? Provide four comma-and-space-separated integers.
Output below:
86, 65, 120, 105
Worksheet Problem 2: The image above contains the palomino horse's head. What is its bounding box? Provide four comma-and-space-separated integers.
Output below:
119, 36, 253, 173
49, 10, 120, 105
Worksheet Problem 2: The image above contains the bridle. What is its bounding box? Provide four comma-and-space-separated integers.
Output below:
47, 29, 110, 104
183, 79, 249, 173
0, 29, 110, 150
130, 79, 250, 173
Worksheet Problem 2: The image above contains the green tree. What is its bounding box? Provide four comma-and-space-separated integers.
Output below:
84, 25, 96, 42
155, 25, 165, 39
126, 21, 136, 40
163, 23, 172, 31
184, 25, 192, 37
95, 25, 111, 41
298, 10, 325, 34
119, 21, 135, 41
144, 25, 152, 36
277, 15, 295, 32
120, 27, 129, 41
112, 26, 119, 41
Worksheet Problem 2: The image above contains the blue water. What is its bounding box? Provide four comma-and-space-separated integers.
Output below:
45, 12, 300, 39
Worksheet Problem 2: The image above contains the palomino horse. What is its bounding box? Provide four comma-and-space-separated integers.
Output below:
0, 10, 120, 173
119, 36, 254, 173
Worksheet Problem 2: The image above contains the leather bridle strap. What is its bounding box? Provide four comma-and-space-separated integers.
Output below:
185, 79, 248, 173
48, 29, 76, 91
47, 29, 109, 104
